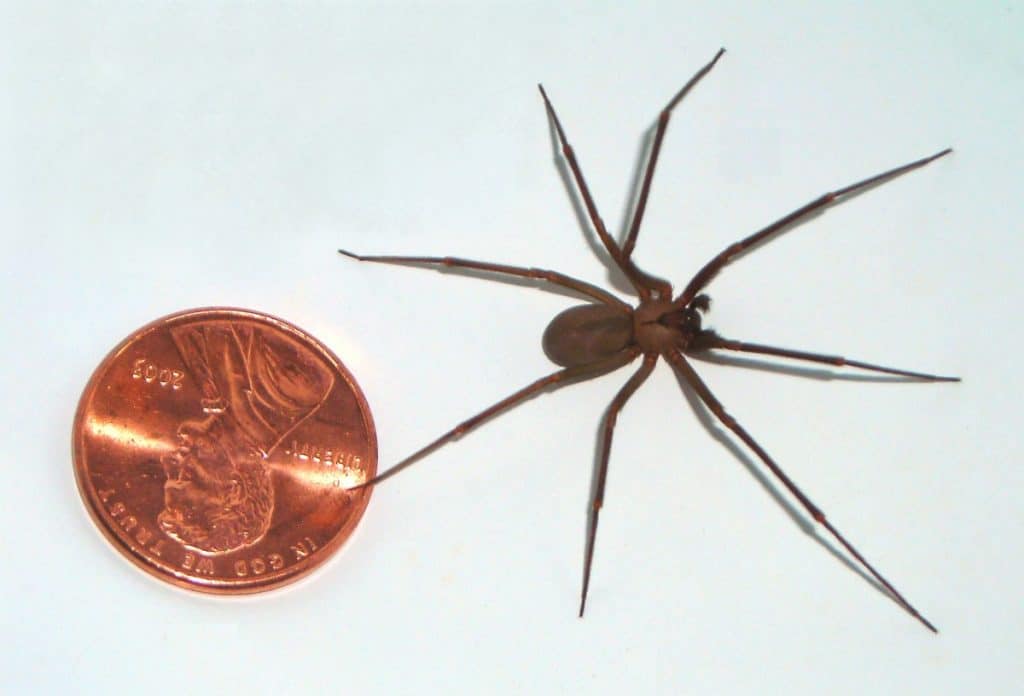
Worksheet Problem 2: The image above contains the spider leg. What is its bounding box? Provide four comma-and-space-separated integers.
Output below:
538, 85, 672, 300
623, 48, 726, 259
348, 348, 640, 489
663, 348, 938, 633
676, 148, 952, 307
691, 331, 960, 381
339, 250, 629, 310
580, 352, 658, 617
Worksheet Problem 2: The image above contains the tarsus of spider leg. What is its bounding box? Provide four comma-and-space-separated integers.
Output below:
537, 84, 672, 300
664, 349, 938, 633
346, 349, 640, 491
676, 148, 953, 307
338, 249, 630, 310
623, 48, 726, 259
580, 353, 657, 617
694, 332, 961, 382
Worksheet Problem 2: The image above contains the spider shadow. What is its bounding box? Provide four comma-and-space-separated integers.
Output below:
582, 353, 913, 614
542, 91, 823, 298
542, 97, 635, 297
668, 359, 897, 604
689, 350, 935, 384
369, 260, 593, 304
721, 165, 921, 271
541, 81, 925, 299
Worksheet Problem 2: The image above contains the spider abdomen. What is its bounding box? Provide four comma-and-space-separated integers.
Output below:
543, 304, 633, 367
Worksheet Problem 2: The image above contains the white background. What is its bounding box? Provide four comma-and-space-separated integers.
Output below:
2, 3, 1021, 694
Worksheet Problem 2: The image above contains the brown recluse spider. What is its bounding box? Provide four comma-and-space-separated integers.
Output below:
339, 48, 957, 632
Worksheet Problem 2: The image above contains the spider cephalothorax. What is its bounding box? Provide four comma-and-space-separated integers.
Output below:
340, 48, 957, 632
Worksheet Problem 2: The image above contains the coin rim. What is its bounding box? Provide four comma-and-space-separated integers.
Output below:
72, 307, 377, 594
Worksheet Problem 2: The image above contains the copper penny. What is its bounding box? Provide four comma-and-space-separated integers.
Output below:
72, 308, 376, 593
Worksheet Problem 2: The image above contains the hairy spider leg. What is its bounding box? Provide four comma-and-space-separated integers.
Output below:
663, 349, 938, 633
623, 48, 726, 259
580, 352, 658, 617
338, 250, 630, 310
693, 332, 960, 382
676, 148, 952, 307
348, 349, 640, 489
538, 85, 673, 300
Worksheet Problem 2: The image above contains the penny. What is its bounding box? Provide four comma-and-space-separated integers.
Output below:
72, 308, 376, 594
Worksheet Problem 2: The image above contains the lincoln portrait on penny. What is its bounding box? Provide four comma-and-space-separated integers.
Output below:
158, 321, 334, 554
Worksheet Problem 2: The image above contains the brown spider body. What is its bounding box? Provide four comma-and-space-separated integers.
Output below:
543, 304, 632, 367
340, 49, 957, 632
543, 293, 711, 367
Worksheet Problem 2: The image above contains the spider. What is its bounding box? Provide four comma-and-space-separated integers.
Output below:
339, 48, 956, 632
